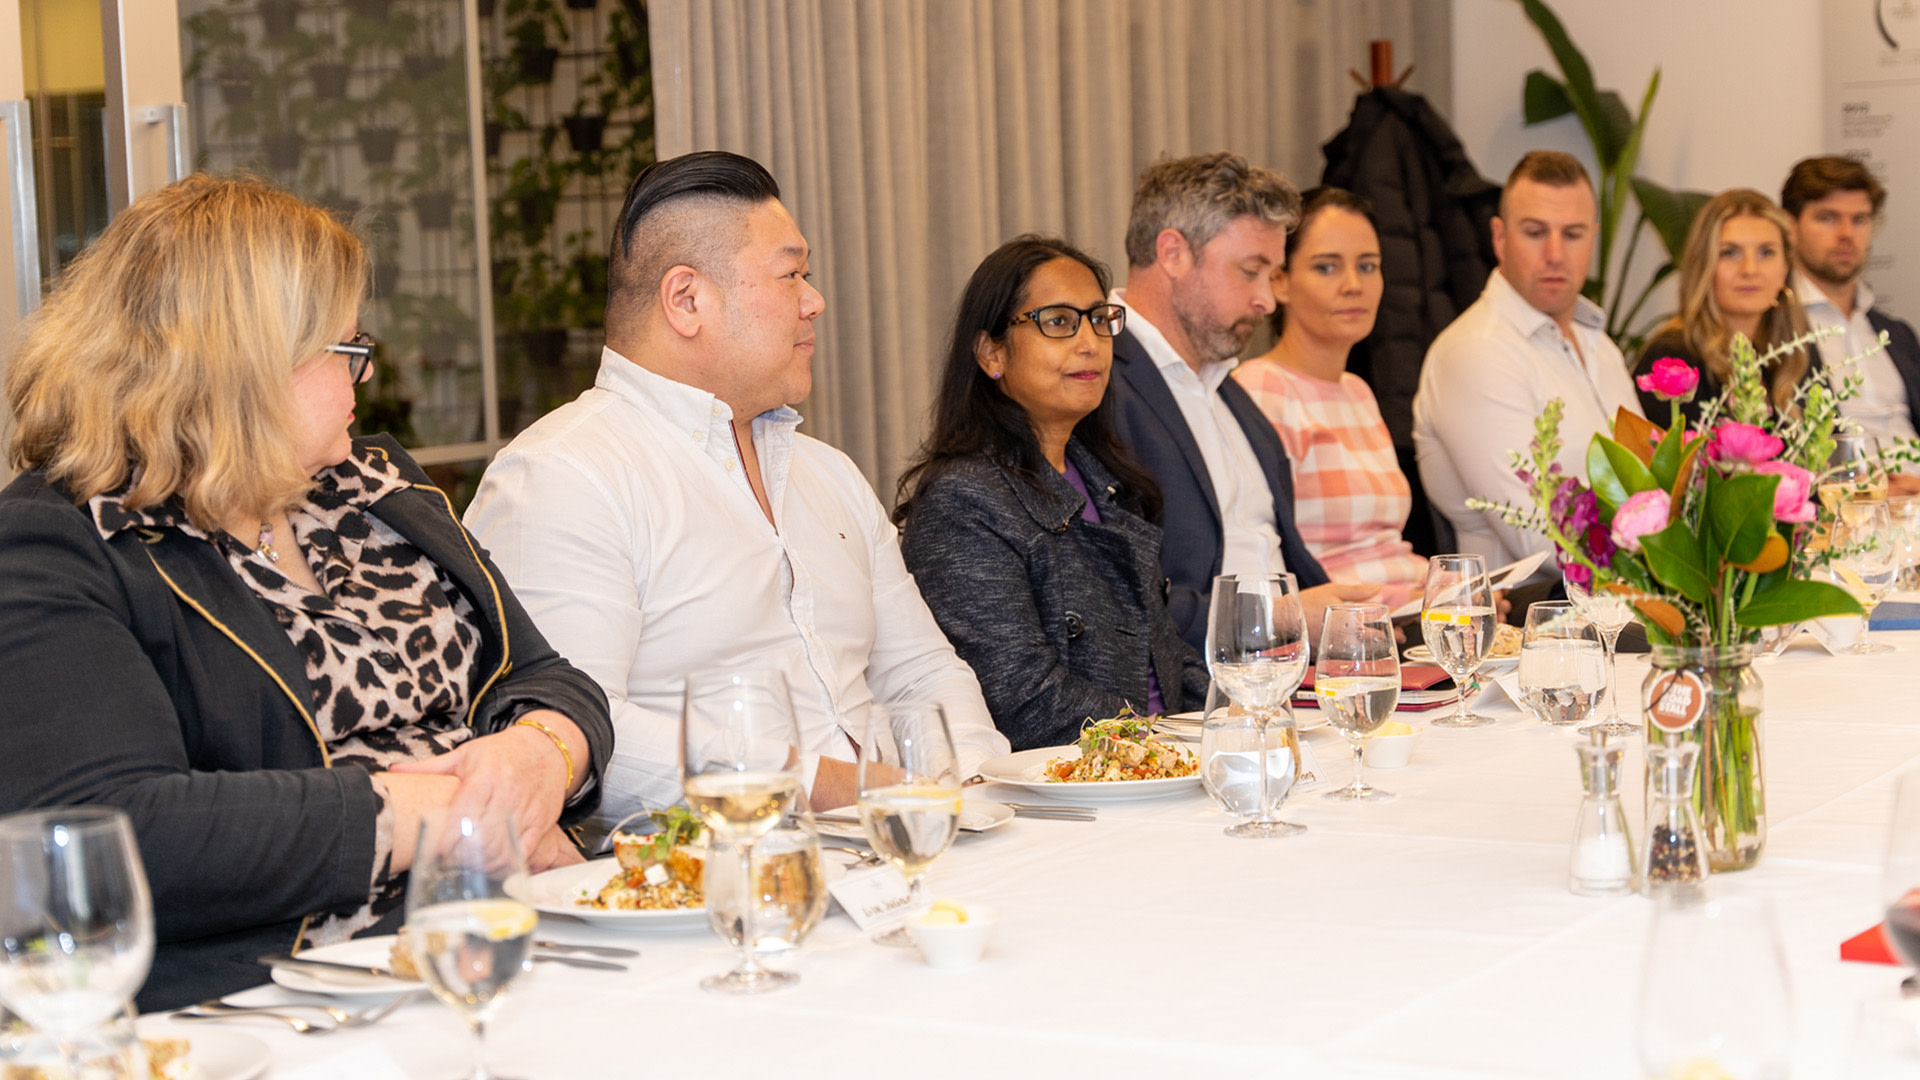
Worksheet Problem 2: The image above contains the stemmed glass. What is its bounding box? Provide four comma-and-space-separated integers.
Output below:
1564, 578, 1640, 734
1205, 573, 1311, 838
1421, 554, 1497, 728
0, 808, 154, 1080
1831, 501, 1898, 655
404, 808, 537, 1080
681, 668, 804, 994
1888, 494, 1920, 592
1516, 600, 1606, 728
1316, 603, 1397, 801
1637, 895, 1792, 1080
857, 701, 960, 946
1823, 433, 1889, 515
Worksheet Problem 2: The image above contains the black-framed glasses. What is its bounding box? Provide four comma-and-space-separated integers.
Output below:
1009, 303, 1126, 339
323, 332, 375, 384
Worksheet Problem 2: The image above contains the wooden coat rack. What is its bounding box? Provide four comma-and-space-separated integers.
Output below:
1351, 39, 1415, 91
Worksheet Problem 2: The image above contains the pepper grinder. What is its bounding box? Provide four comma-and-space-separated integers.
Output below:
1642, 741, 1710, 896
1570, 728, 1634, 896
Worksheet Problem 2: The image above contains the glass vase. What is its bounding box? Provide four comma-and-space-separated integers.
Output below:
1641, 643, 1765, 872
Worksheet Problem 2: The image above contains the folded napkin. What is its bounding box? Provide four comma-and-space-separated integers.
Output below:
1870, 601, 1920, 632
1843, 922, 1901, 965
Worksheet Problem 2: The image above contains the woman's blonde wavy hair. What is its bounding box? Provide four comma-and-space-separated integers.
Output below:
6, 173, 367, 531
1660, 188, 1810, 411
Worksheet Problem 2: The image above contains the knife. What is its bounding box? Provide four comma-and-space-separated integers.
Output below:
534, 939, 639, 959
262, 950, 630, 979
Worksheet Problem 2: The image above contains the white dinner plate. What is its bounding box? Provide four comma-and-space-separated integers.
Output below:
137, 1017, 271, 1080
1158, 709, 1327, 737
267, 934, 422, 996
977, 746, 1203, 801
505, 857, 709, 930
1402, 644, 1519, 672
813, 801, 1014, 842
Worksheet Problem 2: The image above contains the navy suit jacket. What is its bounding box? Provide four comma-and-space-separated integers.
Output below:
1867, 307, 1920, 432
1108, 327, 1329, 651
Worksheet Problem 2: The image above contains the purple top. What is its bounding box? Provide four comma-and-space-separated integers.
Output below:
1060, 458, 1163, 715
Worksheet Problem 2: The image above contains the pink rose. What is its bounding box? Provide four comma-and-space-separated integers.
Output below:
1708, 422, 1784, 466
1609, 489, 1672, 553
1635, 357, 1700, 402
1754, 460, 1816, 523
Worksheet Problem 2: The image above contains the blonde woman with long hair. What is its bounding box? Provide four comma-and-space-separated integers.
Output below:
1633, 188, 1812, 427
0, 174, 612, 1011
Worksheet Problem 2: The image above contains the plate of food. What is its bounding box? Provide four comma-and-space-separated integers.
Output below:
1405, 622, 1522, 671
813, 801, 1015, 842
265, 933, 424, 996
134, 1019, 271, 1080
505, 807, 710, 930
978, 711, 1202, 800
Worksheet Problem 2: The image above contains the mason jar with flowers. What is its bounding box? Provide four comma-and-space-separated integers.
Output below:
1470, 332, 1871, 872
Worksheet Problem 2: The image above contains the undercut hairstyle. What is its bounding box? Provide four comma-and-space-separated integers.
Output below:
1781, 155, 1887, 218
1499, 150, 1594, 217
605, 150, 782, 330
1123, 152, 1302, 269
1270, 186, 1379, 337
1656, 187, 1810, 411
7, 173, 367, 531
893, 235, 1162, 526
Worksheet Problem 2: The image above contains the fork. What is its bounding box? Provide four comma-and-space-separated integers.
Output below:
178, 990, 419, 1033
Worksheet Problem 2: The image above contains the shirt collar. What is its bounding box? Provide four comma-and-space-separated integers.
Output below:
1484, 268, 1605, 341
1793, 269, 1872, 317
1110, 287, 1237, 393
595, 346, 804, 434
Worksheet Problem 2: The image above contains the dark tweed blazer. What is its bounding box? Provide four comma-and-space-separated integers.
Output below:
899, 441, 1208, 751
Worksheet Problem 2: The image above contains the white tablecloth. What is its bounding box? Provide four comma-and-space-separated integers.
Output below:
202, 632, 1920, 1078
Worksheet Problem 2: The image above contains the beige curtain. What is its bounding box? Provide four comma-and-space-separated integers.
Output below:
649, 0, 1451, 502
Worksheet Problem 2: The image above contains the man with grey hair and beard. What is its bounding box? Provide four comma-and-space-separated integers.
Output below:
1108, 152, 1378, 652
466, 151, 1006, 835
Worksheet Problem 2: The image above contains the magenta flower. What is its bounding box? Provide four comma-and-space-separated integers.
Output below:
1560, 556, 1592, 589
1753, 460, 1816, 523
1635, 357, 1700, 402
1610, 489, 1672, 553
1707, 422, 1785, 466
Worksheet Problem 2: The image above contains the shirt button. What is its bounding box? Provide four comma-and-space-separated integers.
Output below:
692, 431, 704, 442
711, 404, 725, 417
724, 460, 736, 471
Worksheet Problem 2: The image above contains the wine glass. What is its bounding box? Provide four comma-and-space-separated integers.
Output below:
1421, 554, 1497, 728
856, 701, 960, 946
1888, 494, 1920, 592
1513, 600, 1607, 729
1637, 895, 1792, 1080
404, 808, 537, 1080
681, 668, 804, 994
1316, 603, 1397, 801
1831, 501, 1898, 655
1563, 577, 1640, 734
0, 808, 154, 1079
1824, 433, 1889, 516
1205, 573, 1311, 838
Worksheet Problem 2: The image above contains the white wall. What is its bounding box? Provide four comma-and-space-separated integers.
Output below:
1451, 0, 1824, 327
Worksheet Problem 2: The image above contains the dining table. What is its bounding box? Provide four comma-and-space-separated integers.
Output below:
169, 628, 1920, 1079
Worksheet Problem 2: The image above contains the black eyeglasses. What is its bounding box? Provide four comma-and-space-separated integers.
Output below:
1009, 303, 1126, 339
323, 332, 376, 384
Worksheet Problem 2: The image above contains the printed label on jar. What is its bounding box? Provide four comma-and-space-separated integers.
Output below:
1646, 669, 1708, 732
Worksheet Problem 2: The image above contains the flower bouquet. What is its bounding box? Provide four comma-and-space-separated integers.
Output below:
1470, 330, 1872, 871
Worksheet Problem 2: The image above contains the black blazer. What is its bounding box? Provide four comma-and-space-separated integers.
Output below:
1108, 327, 1329, 651
0, 436, 613, 1011
899, 442, 1209, 750
1868, 307, 1920, 429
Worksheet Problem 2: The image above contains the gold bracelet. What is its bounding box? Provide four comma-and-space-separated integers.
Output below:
515, 717, 574, 793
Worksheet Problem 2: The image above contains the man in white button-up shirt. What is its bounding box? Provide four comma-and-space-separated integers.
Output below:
466, 152, 1006, 831
1414, 151, 1643, 570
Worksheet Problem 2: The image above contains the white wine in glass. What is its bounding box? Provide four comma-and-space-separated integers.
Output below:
1316, 603, 1398, 801
1421, 554, 1496, 728
858, 701, 960, 946
1831, 502, 1898, 656
403, 808, 536, 1080
1205, 573, 1310, 838
0, 808, 154, 1079
682, 668, 805, 993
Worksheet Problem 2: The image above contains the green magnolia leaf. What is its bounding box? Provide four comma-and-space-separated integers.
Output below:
1592, 89, 1633, 167
1648, 424, 1687, 490
1705, 473, 1779, 565
1587, 436, 1630, 508
1735, 577, 1864, 627
1631, 177, 1713, 261
1598, 434, 1657, 495
1640, 520, 1713, 603
1523, 71, 1575, 123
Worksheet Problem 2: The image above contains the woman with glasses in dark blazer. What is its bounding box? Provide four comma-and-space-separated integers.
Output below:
896, 235, 1208, 751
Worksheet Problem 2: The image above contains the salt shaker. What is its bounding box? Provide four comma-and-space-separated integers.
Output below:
1570, 730, 1634, 896
1642, 741, 1710, 896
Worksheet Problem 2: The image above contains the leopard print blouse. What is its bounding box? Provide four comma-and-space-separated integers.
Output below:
91, 447, 483, 945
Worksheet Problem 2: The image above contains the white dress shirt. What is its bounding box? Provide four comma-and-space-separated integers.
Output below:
1111, 289, 1286, 580
465, 349, 1007, 830
1413, 269, 1644, 568
1794, 270, 1917, 443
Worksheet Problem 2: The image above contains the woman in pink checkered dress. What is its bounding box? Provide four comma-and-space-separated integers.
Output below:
1233, 188, 1427, 609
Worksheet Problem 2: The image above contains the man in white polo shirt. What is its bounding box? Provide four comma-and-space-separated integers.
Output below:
1414, 151, 1644, 569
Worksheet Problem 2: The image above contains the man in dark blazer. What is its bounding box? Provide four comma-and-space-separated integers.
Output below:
1785, 156, 1920, 496
1107, 152, 1379, 652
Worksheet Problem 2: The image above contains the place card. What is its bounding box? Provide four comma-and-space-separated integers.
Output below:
1293, 736, 1328, 793
827, 863, 915, 931
1466, 670, 1524, 712
278, 1045, 412, 1080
